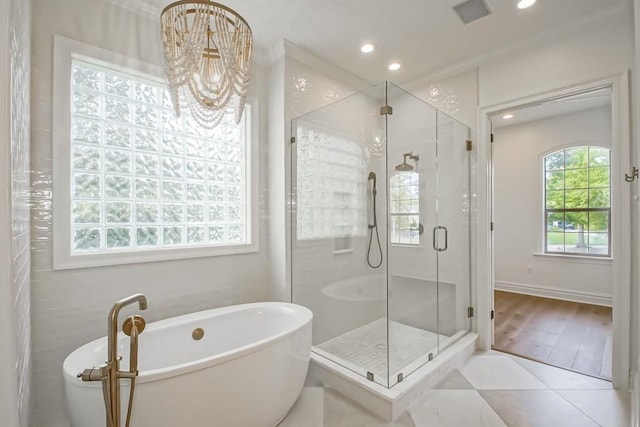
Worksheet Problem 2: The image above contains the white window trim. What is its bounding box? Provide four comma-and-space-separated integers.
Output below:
52, 36, 259, 270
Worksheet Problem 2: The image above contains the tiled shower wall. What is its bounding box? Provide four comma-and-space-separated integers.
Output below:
10, 0, 32, 425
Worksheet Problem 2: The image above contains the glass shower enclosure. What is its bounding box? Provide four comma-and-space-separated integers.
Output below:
291, 81, 472, 388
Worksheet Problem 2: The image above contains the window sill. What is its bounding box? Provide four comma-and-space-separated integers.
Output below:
54, 242, 259, 270
533, 252, 612, 264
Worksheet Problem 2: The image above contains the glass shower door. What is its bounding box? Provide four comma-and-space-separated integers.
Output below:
436, 111, 472, 346
291, 81, 473, 390
291, 83, 390, 387
386, 83, 439, 386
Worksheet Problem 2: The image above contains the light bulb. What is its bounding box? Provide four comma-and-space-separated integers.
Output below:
360, 43, 375, 53
517, 0, 536, 9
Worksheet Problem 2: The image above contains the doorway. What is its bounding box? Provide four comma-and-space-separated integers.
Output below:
476, 73, 631, 388
490, 87, 614, 380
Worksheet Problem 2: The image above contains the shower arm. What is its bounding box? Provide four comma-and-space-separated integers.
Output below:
404, 152, 420, 163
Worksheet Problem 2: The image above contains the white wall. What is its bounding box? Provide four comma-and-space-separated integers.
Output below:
493, 106, 613, 304
10, 0, 33, 423
30, 0, 271, 426
1, 0, 33, 425
0, 0, 22, 424
478, 10, 634, 108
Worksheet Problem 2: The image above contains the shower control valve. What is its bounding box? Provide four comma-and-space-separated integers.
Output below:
77, 365, 107, 382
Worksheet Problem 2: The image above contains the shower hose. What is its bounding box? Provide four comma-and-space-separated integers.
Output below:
367, 186, 383, 269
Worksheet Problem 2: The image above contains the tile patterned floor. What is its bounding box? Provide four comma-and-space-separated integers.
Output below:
316, 318, 446, 386
280, 351, 631, 427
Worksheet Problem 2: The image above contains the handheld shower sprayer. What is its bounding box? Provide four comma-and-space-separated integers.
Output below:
368, 172, 377, 228
367, 171, 382, 268
368, 171, 377, 194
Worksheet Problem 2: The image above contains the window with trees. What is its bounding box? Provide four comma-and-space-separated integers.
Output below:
544, 146, 610, 256
390, 172, 420, 245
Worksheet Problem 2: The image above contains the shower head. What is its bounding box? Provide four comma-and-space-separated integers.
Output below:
395, 161, 414, 172
395, 152, 419, 171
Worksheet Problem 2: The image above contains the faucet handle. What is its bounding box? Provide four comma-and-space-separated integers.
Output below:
77, 365, 107, 381
122, 315, 146, 336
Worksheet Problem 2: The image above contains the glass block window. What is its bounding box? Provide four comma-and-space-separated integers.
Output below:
390, 172, 420, 245
70, 60, 249, 253
296, 124, 367, 240
544, 146, 610, 256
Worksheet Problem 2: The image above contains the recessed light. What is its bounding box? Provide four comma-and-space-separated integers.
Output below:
360, 43, 375, 54
502, 114, 514, 119
517, 0, 536, 9
388, 62, 401, 71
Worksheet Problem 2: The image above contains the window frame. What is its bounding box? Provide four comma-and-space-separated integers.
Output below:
52, 36, 259, 270
542, 145, 611, 258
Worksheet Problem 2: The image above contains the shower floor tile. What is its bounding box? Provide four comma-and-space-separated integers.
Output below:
315, 318, 448, 384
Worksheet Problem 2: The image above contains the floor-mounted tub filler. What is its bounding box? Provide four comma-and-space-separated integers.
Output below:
63, 299, 313, 427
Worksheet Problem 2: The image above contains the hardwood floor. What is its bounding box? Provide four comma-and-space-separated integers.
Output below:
492, 290, 612, 380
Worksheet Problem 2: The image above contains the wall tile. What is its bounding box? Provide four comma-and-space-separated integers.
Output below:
9, 0, 32, 425
29, 0, 271, 425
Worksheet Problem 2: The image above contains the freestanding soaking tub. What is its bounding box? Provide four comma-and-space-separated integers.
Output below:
63, 302, 313, 427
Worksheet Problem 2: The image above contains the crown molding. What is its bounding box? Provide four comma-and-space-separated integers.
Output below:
102, 0, 159, 20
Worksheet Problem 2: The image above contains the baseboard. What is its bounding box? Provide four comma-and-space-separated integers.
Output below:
494, 281, 612, 307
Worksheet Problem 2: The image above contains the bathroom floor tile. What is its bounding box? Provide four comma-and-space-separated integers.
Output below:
555, 389, 631, 427
280, 387, 324, 427
480, 390, 599, 427
432, 369, 474, 390
410, 389, 507, 427
506, 352, 613, 390
459, 355, 548, 390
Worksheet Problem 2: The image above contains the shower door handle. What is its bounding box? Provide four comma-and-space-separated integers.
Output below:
432, 226, 448, 252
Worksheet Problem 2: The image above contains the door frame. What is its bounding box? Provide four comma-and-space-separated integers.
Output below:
476, 72, 632, 388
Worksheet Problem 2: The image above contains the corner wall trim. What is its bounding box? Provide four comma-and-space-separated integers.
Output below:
632, 360, 639, 426
494, 281, 612, 307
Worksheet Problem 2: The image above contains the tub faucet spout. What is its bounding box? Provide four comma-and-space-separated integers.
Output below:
108, 294, 147, 366
106, 293, 148, 427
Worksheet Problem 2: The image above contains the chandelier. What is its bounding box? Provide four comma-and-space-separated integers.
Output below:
160, 0, 252, 128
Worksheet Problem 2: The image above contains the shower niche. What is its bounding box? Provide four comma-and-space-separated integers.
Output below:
290, 81, 473, 391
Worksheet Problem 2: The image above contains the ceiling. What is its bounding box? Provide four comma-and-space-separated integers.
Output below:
492, 87, 612, 129
139, 0, 629, 84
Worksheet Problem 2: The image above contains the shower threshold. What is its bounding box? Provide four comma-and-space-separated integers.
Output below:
309, 327, 477, 421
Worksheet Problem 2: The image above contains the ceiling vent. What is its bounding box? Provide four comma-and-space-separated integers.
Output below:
453, 0, 492, 24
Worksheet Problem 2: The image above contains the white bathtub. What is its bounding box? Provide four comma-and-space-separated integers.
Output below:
63, 302, 313, 427
317, 275, 385, 343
